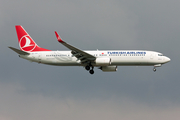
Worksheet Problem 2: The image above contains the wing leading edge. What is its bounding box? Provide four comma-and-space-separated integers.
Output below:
55, 31, 96, 64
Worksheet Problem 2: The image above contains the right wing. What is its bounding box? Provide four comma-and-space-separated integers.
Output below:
55, 32, 96, 64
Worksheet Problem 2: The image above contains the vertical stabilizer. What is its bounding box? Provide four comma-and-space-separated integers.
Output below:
15, 25, 51, 52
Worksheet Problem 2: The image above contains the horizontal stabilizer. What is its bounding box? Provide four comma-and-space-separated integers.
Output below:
8, 47, 30, 55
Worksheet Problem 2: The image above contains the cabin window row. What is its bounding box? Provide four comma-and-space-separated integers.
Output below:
109, 54, 146, 56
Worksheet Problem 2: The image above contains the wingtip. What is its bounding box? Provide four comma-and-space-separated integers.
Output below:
55, 31, 64, 43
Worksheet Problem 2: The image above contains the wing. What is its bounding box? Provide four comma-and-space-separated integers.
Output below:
55, 31, 96, 64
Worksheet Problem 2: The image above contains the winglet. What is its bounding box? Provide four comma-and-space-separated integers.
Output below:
55, 31, 64, 43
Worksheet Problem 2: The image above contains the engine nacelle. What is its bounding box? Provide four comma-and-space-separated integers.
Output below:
100, 66, 117, 72
95, 58, 111, 66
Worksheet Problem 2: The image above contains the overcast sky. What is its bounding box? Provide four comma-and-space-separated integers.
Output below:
0, 0, 180, 120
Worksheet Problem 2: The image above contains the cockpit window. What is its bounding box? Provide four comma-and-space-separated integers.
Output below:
158, 54, 163, 56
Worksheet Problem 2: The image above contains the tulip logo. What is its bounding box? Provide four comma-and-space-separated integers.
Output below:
19, 35, 36, 51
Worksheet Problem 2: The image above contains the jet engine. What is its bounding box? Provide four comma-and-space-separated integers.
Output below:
100, 66, 117, 72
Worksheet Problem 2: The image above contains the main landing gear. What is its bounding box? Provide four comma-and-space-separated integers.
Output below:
85, 65, 94, 74
89, 69, 94, 74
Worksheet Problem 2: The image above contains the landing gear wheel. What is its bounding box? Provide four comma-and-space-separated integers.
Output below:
153, 68, 156, 72
85, 66, 90, 71
89, 69, 94, 74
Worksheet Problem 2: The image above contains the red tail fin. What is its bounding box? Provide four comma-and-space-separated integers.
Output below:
15, 25, 51, 52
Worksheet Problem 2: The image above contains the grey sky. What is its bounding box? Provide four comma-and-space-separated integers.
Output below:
0, 0, 180, 120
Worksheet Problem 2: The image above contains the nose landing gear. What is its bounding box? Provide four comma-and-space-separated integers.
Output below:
153, 64, 162, 72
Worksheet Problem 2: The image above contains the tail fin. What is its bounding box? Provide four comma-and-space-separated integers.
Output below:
15, 25, 51, 52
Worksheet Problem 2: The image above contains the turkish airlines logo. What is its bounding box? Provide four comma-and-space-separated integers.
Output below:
19, 35, 36, 51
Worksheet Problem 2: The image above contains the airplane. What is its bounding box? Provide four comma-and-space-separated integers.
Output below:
9, 25, 171, 74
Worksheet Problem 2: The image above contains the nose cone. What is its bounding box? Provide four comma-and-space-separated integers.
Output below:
165, 57, 171, 63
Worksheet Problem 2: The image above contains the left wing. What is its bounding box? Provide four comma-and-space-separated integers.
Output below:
55, 31, 96, 64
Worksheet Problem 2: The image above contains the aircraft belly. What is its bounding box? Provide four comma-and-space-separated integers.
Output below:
41, 56, 80, 66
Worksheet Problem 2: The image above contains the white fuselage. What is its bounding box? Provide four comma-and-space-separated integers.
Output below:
10, 25, 171, 74
20, 50, 170, 66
